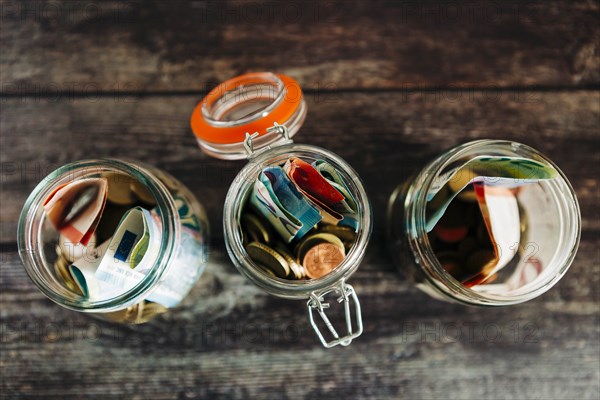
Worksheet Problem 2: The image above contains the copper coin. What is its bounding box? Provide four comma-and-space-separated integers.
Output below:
241, 212, 271, 244
296, 233, 345, 264
302, 243, 345, 279
318, 224, 357, 243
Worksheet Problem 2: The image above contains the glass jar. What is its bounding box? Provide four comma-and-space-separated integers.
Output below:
18, 159, 209, 323
191, 72, 373, 347
387, 140, 581, 306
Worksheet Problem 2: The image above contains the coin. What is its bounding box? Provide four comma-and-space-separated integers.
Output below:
318, 224, 356, 242
54, 256, 82, 294
246, 241, 290, 278
130, 180, 156, 205
139, 301, 168, 323
318, 224, 356, 252
431, 197, 467, 244
303, 243, 345, 279
295, 233, 345, 264
241, 212, 271, 244
433, 224, 468, 243
153, 169, 180, 191
275, 243, 305, 280
103, 302, 142, 324
102, 172, 137, 205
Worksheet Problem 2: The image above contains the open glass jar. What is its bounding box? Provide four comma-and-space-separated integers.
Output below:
191, 72, 372, 347
18, 159, 209, 323
387, 140, 581, 306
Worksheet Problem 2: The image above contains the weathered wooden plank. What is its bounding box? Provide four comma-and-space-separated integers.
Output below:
1, 0, 598, 92
1, 235, 599, 399
1, 91, 598, 243
1, 89, 598, 399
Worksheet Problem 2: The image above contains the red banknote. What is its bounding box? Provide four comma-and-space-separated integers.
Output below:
43, 178, 108, 246
284, 158, 344, 208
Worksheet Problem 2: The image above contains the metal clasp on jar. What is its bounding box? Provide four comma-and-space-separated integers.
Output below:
307, 281, 363, 348
243, 122, 293, 159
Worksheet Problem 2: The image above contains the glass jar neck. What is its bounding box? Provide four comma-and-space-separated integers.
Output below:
223, 144, 373, 299
17, 159, 180, 312
404, 140, 581, 306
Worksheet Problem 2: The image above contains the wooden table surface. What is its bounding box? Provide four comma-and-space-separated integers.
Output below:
1, 1, 599, 399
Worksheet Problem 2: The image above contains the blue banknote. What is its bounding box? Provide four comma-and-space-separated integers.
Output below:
262, 166, 322, 239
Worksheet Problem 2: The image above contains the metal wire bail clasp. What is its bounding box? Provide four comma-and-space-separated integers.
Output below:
307, 281, 363, 348
243, 122, 292, 158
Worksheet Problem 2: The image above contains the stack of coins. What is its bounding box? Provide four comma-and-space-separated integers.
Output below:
242, 214, 356, 280
428, 184, 497, 286
241, 158, 358, 281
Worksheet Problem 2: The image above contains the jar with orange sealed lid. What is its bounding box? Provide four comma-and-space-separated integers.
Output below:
191, 72, 372, 348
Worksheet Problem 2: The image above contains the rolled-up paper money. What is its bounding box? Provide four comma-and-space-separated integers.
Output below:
262, 166, 322, 240
43, 178, 108, 246
72, 207, 161, 300
426, 156, 557, 231
250, 179, 302, 243
313, 160, 358, 230
462, 183, 520, 286
283, 158, 344, 225
284, 158, 344, 208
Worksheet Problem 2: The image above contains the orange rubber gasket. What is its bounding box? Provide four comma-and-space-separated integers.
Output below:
190, 73, 303, 145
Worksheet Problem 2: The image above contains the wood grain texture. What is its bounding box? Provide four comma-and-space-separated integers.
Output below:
1, 0, 599, 399
1, 91, 598, 243
1, 0, 599, 92
1, 236, 599, 399
1, 91, 599, 399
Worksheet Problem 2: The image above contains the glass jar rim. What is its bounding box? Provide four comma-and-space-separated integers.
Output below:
408, 140, 581, 305
223, 143, 373, 299
17, 159, 180, 312
201, 72, 285, 128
